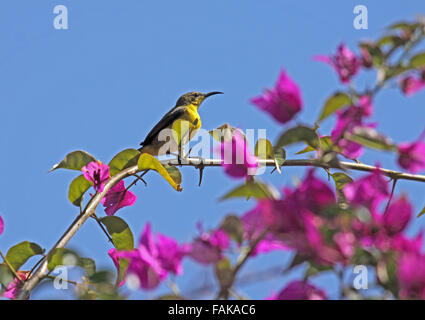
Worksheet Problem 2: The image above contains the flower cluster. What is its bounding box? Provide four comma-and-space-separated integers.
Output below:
110, 223, 188, 290
241, 168, 425, 299
109, 222, 235, 291
314, 44, 362, 84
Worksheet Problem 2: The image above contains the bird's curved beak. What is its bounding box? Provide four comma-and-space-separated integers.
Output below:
204, 91, 224, 98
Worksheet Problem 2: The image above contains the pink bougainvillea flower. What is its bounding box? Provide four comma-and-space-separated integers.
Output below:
251, 70, 303, 124
116, 223, 187, 290
187, 228, 230, 264
331, 96, 373, 159
397, 140, 425, 173
82, 161, 110, 192
101, 180, 137, 216
391, 232, 423, 254
360, 47, 373, 69
220, 130, 258, 179
399, 74, 425, 97
382, 196, 412, 236
397, 252, 425, 299
343, 168, 389, 213
294, 169, 336, 213
258, 206, 339, 265
251, 170, 342, 265
241, 205, 289, 256
108, 248, 125, 287
2, 271, 28, 299
155, 233, 190, 275
314, 43, 361, 84
0, 215, 4, 236
266, 281, 327, 300
334, 231, 356, 260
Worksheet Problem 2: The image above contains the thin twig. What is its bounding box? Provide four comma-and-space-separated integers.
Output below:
91, 213, 113, 243
28, 255, 47, 278
216, 228, 269, 300
384, 179, 398, 215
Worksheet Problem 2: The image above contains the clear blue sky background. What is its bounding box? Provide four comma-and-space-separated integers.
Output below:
1, 0, 425, 299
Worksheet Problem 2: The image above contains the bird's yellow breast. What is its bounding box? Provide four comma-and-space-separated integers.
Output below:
171, 104, 201, 145
184, 104, 202, 130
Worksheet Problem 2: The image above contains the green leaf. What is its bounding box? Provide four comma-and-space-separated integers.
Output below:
50, 151, 96, 172
352, 248, 376, 265
409, 52, 425, 69
219, 215, 245, 245
275, 125, 320, 150
68, 174, 93, 207
108, 149, 141, 176
377, 256, 398, 293
305, 262, 333, 279
271, 147, 286, 174
162, 164, 182, 186
359, 43, 385, 68
255, 139, 273, 159
385, 64, 409, 79
100, 216, 134, 251
138, 153, 182, 191
417, 205, 425, 218
89, 270, 115, 284
79, 258, 96, 277
318, 92, 352, 122
0, 264, 14, 287
376, 35, 405, 47
47, 248, 79, 271
47, 248, 96, 276
214, 258, 233, 289
387, 21, 421, 33
220, 181, 278, 201
87, 270, 122, 299
273, 148, 286, 165
296, 136, 334, 155
6, 241, 44, 271
331, 172, 353, 190
347, 127, 397, 151
330, 172, 353, 206
100, 216, 134, 285
387, 21, 412, 31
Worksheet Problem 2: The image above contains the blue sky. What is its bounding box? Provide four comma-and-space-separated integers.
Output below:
1, 0, 425, 299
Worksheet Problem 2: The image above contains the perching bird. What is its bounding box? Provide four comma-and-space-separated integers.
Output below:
138, 91, 223, 158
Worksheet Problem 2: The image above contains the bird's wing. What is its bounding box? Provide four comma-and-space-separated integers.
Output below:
140, 106, 186, 146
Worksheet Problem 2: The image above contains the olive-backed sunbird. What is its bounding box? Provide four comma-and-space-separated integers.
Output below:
138, 91, 223, 157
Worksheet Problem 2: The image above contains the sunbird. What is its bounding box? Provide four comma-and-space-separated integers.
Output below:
138, 91, 223, 158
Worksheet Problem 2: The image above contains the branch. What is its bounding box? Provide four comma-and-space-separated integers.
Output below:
17, 157, 425, 299
164, 158, 425, 183
216, 228, 269, 300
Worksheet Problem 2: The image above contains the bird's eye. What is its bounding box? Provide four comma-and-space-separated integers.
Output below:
193, 93, 199, 97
